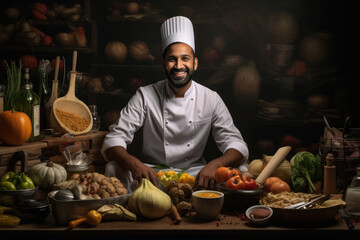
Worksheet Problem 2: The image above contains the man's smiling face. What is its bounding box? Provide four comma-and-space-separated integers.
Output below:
162, 43, 198, 88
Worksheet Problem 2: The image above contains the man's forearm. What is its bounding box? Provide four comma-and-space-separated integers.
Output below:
212, 148, 245, 169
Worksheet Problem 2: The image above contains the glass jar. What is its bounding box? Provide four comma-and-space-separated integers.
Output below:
13, 68, 41, 142
89, 105, 101, 132
38, 60, 51, 131
345, 167, 360, 215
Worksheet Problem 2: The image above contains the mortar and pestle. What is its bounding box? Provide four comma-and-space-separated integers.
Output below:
50, 51, 93, 135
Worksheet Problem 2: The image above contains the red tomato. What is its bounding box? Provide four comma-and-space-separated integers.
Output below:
215, 167, 240, 183
243, 176, 257, 190
225, 175, 245, 190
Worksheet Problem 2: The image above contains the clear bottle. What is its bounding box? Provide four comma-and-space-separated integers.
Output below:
89, 105, 101, 132
13, 68, 41, 142
345, 167, 360, 215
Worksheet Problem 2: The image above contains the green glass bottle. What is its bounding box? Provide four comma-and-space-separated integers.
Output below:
38, 60, 51, 130
13, 68, 41, 142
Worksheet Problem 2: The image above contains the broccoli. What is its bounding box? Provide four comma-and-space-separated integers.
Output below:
291, 151, 321, 193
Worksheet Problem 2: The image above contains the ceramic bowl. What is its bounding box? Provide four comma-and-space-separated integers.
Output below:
245, 205, 273, 225
191, 190, 224, 220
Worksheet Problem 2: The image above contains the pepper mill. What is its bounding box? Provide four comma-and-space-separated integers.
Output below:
323, 153, 336, 194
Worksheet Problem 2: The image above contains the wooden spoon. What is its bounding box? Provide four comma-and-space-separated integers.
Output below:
51, 51, 93, 135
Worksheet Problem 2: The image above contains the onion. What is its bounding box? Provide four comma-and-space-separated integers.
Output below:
54, 32, 75, 46
105, 41, 128, 64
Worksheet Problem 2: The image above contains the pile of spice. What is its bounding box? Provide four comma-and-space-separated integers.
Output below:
55, 108, 89, 132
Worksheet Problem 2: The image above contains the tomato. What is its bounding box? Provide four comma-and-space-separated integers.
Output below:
243, 176, 257, 190
225, 175, 245, 190
215, 167, 240, 183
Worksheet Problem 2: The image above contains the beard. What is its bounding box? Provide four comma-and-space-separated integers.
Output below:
165, 66, 194, 88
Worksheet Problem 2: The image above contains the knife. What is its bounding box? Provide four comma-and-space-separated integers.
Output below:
296, 194, 331, 209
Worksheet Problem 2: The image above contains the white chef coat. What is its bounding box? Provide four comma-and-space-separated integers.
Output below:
101, 79, 249, 181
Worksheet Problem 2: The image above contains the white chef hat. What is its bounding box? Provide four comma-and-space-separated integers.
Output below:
160, 16, 195, 53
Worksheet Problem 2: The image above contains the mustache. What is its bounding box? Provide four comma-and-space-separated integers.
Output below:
170, 67, 189, 74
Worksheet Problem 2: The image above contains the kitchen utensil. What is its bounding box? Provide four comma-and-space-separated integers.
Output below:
0, 187, 38, 206
245, 205, 273, 225
51, 51, 93, 135
255, 146, 292, 184
53, 189, 75, 201
296, 194, 330, 209
338, 208, 355, 230
48, 190, 131, 225
284, 194, 322, 209
324, 116, 335, 136
14, 199, 50, 222
46, 56, 60, 130
191, 190, 224, 220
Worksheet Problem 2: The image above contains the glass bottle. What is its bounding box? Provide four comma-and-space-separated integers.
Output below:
345, 167, 360, 215
0, 84, 5, 113
13, 68, 41, 142
89, 105, 101, 132
38, 60, 51, 131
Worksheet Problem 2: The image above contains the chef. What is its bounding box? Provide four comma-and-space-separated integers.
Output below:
102, 16, 249, 190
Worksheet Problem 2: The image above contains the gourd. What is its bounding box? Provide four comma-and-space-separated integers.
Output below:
128, 40, 155, 62
233, 60, 261, 112
266, 11, 298, 44
0, 110, 32, 145
27, 161, 67, 189
248, 159, 263, 179
105, 41, 127, 64
128, 178, 172, 219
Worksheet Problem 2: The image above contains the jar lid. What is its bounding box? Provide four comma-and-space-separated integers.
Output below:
66, 164, 89, 172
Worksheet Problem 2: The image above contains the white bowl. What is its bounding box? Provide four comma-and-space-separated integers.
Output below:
191, 190, 224, 220
245, 205, 273, 225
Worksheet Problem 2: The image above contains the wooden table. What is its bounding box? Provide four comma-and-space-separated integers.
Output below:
1, 212, 358, 239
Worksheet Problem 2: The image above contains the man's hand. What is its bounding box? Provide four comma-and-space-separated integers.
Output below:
130, 162, 158, 187
194, 161, 218, 190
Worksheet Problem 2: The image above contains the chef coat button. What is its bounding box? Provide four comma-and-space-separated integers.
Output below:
187, 143, 190, 147
165, 121, 169, 124
191, 98, 194, 101
166, 143, 169, 146
189, 120, 192, 124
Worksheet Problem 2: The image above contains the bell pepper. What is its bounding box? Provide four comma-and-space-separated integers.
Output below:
178, 173, 195, 186
0, 181, 16, 190
7, 172, 35, 189
1, 171, 15, 182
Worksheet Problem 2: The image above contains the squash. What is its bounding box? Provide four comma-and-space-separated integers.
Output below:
0, 110, 32, 145
105, 41, 127, 64
233, 60, 261, 112
266, 11, 298, 44
128, 40, 155, 62
299, 33, 330, 66
27, 161, 67, 189
248, 159, 263, 179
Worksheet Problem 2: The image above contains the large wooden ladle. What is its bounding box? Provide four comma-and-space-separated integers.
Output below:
51, 51, 93, 135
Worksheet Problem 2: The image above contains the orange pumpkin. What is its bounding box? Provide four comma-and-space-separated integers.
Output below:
215, 167, 240, 183
0, 110, 32, 145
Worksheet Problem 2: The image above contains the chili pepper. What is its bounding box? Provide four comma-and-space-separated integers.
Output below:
0, 181, 16, 190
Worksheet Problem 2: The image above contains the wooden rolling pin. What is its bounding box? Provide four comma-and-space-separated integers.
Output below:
323, 153, 336, 195
255, 146, 292, 184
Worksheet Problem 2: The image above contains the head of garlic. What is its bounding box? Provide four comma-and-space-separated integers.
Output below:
128, 178, 172, 219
